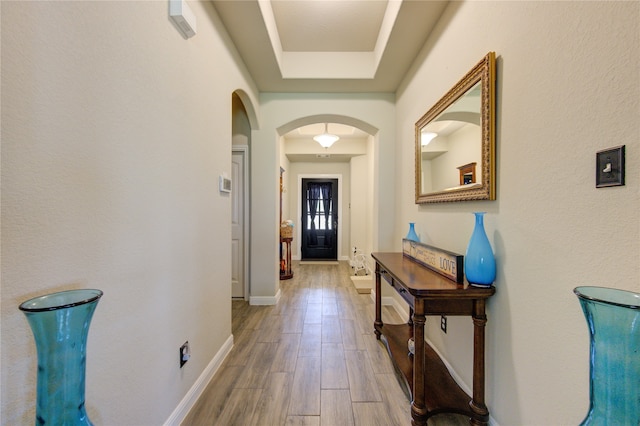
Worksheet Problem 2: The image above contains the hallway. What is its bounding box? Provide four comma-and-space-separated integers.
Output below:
183, 262, 467, 425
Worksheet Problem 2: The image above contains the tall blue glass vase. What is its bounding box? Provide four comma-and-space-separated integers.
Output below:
405, 222, 419, 242
464, 212, 496, 286
574, 286, 640, 425
19, 289, 103, 426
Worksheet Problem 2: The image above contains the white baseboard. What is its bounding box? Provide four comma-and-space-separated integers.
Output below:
249, 288, 281, 305
163, 334, 234, 425
292, 256, 349, 261
389, 297, 410, 322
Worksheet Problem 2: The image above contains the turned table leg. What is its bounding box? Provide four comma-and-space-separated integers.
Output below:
470, 299, 489, 426
411, 299, 427, 426
374, 262, 382, 339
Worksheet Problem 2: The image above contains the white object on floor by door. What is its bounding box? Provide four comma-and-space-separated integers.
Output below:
352, 248, 368, 276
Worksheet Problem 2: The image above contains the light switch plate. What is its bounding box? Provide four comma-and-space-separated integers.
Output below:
596, 145, 625, 188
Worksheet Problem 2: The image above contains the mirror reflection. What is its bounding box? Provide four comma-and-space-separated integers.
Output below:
419, 81, 482, 193
415, 52, 496, 203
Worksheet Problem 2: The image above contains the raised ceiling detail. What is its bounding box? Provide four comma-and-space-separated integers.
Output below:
211, 0, 449, 92
270, 1, 387, 52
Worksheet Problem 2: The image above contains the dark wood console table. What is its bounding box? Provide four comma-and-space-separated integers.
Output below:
372, 252, 495, 426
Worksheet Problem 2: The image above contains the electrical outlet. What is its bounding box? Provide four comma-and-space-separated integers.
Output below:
179, 341, 190, 368
440, 315, 447, 333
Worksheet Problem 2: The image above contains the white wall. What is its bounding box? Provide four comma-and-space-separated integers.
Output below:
252, 93, 397, 300
430, 124, 481, 191
232, 93, 252, 147
280, 137, 291, 225
396, 1, 639, 424
1, 1, 259, 424
350, 148, 374, 272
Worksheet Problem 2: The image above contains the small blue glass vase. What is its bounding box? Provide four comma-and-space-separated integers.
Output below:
405, 222, 419, 242
19, 289, 103, 426
464, 212, 496, 286
574, 286, 640, 425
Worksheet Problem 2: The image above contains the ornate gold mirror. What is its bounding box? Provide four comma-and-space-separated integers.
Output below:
415, 52, 496, 203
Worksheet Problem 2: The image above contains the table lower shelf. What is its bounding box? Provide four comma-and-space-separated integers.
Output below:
376, 323, 483, 422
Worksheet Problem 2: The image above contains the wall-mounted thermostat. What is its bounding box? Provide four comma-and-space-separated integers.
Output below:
219, 176, 231, 193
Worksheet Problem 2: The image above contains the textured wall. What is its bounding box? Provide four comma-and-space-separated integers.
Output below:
1, 1, 259, 424
396, 1, 639, 424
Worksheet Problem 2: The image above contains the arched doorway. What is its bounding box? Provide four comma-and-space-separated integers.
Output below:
231, 91, 257, 300
278, 115, 378, 270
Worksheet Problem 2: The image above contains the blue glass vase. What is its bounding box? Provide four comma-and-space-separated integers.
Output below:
405, 222, 419, 242
464, 212, 496, 286
19, 289, 103, 426
574, 286, 640, 425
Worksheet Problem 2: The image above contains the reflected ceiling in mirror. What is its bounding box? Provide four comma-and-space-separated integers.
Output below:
415, 52, 496, 203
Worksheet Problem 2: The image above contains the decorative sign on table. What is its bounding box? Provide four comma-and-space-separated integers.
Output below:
402, 239, 464, 283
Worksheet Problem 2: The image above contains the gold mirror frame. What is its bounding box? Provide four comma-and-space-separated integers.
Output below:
415, 52, 496, 203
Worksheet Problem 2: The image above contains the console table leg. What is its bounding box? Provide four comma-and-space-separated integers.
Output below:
470, 299, 489, 426
411, 407, 427, 426
469, 417, 488, 426
411, 300, 427, 426
374, 263, 382, 339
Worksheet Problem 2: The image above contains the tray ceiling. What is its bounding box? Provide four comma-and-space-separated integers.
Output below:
211, 0, 449, 93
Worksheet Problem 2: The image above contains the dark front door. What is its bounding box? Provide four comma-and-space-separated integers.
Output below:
301, 179, 338, 260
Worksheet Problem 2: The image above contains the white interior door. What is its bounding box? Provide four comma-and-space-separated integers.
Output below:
231, 151, 246, 298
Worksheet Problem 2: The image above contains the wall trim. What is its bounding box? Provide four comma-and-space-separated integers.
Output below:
249, 288, 281, 305
232, 146, 250, 301
387, 296, 410, 321
163, 334, 234, 425
292, 255, 349, 261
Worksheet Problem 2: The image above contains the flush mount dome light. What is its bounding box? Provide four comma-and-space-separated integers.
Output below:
314, 123, 339, 148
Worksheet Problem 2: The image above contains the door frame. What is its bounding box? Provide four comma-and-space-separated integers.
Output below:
296, 174, 342, 261
232, 146, 250, 300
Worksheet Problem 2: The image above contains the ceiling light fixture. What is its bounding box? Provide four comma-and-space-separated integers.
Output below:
313, 123, 339, 148
421, 132, 438, 146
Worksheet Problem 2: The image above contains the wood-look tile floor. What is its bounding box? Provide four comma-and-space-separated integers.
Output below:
182, 261, 468, 426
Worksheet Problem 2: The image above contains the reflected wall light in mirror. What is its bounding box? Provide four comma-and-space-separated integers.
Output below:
415, 52, 496, 203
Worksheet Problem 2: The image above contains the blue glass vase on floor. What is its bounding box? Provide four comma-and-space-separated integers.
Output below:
464, 212, 496, 286
405, 222, 419, 242
574, 286, 640, 426
19, 289, 103, 426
